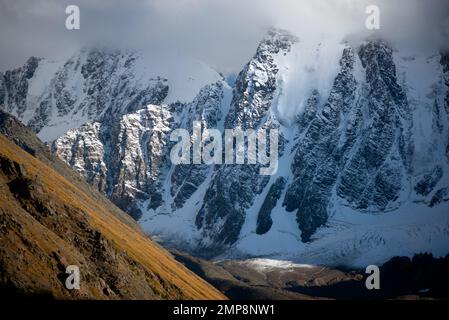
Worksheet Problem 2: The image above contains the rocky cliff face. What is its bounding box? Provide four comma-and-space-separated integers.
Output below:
52, 81, 228, 220
2, 29, 449, 265
284, 41, 414, 241
430, 52, 449, 206
194, 29, 296, 250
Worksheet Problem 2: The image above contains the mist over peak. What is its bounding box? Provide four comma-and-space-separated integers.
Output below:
1, 0, 448, 74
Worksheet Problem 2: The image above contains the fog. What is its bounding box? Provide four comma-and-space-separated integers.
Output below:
0, 0, 448, 73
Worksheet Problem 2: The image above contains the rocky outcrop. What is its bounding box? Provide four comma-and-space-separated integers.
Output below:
53, 81, 227, 220
256, 176, 286, 235
194, 29, 296, 249
53, 104, 173, 219
170, 82, 225, 209
225, 29, 298, 129
283, 41, 413, 241
1, 57, 40, 119
283, 46, 359, 241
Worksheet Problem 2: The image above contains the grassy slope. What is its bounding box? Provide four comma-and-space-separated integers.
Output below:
0, 134, 226, 300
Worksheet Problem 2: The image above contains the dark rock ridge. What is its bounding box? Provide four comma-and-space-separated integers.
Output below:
194, 29, 296, 250
284, 40, 413, 241
256, 176, 286, 235
0, 57, 40, 120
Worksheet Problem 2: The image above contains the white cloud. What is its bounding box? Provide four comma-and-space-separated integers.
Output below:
0, 0, 448, 73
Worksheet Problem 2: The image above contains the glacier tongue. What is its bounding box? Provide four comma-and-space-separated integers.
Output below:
232, 201, 449, 268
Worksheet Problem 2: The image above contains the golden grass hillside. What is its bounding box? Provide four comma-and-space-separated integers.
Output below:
0, 134, 226, 300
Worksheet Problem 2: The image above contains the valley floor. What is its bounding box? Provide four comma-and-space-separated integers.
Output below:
171, 250, 449, 300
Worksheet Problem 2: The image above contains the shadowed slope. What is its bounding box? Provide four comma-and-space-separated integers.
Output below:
0, 131, 225, 299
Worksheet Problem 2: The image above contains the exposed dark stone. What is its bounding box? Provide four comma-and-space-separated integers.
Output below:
0, 156, 26, 177
430, 187, 449, 207
415, 166, 443, 196
1, 57, 40, 119
283, 46, 358, 242
195, 29, 296, 249
256, 177, 286, 235
284, 40, 412, 242
170, 82, 224, 209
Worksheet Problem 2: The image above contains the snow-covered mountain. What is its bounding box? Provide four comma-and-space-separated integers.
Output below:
0, 48, 221, 141
1, 29, 449, 267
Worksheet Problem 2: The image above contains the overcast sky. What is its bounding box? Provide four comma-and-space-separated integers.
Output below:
1, 0, 448, 74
